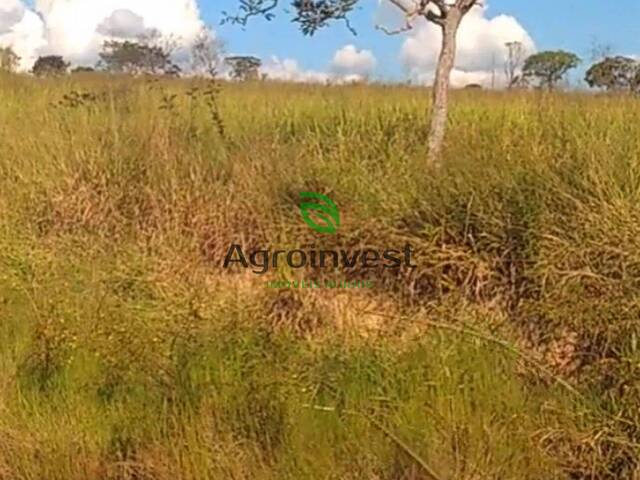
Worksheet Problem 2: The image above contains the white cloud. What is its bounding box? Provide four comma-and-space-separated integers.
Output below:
400, 4, 535, 88
331, 44, 376, 77
0, 0, 24, 34
257, 48, 372, 85
0, 0, 207, 69
0, 3, 46, 69
96, 9, 147, 39
261, 56, 331, 83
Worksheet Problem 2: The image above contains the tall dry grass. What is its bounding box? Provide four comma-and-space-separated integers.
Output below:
1, 73, 640, 479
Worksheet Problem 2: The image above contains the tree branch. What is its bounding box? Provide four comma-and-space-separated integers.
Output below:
221, 0, 279, 26
375, 22, 414, 35
223, 0, 469, 35
456, 0, 481, 14
291, 0, 359, 36
430, 0, 447, 16
377, 0, 446, 35
425, 9, 445, 27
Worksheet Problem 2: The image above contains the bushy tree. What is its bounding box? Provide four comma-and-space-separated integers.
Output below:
0, 46, 20, 73
71, 66, 96, 74
225, 0, 482, 166
522, 50, 580, 90
225, 56, 262, 81
32, 56, 69, 77
98, 39, 179, 75
585, 56, 640, 92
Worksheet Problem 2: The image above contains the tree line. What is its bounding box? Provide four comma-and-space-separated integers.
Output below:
1, 40, 638, 93
0, 29, 222, 79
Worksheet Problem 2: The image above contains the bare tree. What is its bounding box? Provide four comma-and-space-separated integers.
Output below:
191, 28, 223, 78
0, 46, 20, 73
504, 41, 525, 89
225, 0, 481, 167
588, 38, 613, 64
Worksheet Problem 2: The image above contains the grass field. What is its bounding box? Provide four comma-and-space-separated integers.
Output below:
1, 74, 640, 479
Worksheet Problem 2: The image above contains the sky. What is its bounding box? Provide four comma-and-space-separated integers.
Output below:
2, 0, 640, 87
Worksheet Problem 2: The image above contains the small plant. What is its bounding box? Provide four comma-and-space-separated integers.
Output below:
55, 90, 101, 109
20, 315, 75, 391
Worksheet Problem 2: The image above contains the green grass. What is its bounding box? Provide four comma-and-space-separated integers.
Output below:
1, 74, 640, 479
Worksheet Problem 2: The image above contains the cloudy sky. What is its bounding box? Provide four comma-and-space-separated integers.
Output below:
2, 0, 640, 86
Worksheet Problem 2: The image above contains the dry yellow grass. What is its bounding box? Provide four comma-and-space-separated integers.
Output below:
1, 73, 640, 478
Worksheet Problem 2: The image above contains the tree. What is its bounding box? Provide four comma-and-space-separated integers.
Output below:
588, 39, 613, 64
71, 66, 96, 74
224, 0, 481, 166
0, 46, 20, 73
191, 28, 223, 78
504, 41, 525, 89
225, 56, 262, 81
585, 56, 640, 93
98, 35, 179, 76
32, 56, 69, 77
522, 50, 580, 91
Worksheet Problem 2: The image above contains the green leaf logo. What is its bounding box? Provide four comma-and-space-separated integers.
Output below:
299, 192, 340, 234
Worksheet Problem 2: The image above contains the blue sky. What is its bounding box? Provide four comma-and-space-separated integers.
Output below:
207, 0, 640, 81
8, 0, 640, 85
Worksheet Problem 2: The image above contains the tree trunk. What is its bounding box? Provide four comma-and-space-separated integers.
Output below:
427, 9, 462, 167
